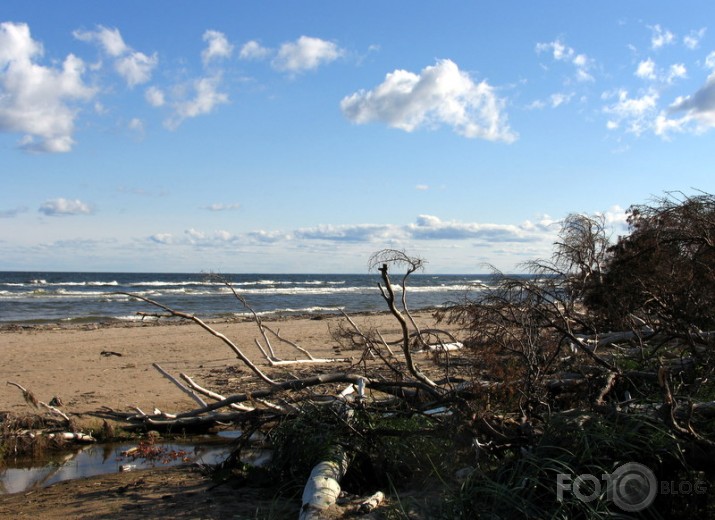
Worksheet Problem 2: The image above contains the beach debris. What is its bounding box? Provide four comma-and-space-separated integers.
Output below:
299, 442, 350, 520
7, 381, 39, 408
357, 491, 385, 514
100, 350, 123, 357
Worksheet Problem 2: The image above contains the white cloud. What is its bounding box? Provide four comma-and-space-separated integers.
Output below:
165, 76, 229, 129
550, 92, 574, 107
341, 59, 517, 142
658, 72, 715, 136
294, 223, 397, 242
649, 24, 676, 49
202, 30, 233, 65
74, 25, 157, 87
684, 28, 706, 50
536, 39, 573, 61
272, 36, 343, 72
247, 230, 289, 243
204, 203, 241, 211
635, 58, 687, 84
239, 40, 271, 61
73, 25, 127, 56
598, 205, 629, 231
185, 228, 235, 244
602, 88, 659, 135
114, 51, 158, 87
145, 86, 165, 107
636, 58, 656, 80
0, 22, 95, 153
653, 112, 684, 138
407, 214, 551, 242
251, 214, 557, 245
536, 39, 593, 82
706, 51, 715, 70
415, 184, 429, 191
38, 198, 92, 216
667, 63, 687, 82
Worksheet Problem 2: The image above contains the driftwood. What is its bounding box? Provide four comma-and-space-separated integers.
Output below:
152, 363, 208, 409
299, 446, 350, 519
6, 381, 74, 425
375, 262, 437, 388
119, 292, 277, 385
357, 491, 385, 513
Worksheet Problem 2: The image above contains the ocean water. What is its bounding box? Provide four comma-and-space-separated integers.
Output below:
0, 272, 492, 324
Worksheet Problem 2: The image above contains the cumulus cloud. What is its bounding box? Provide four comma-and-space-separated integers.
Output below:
407, 214, 549, 242
74, 25, 157, 87
239, 40, 271, 61
290, 215, 555, 244
247, 230, 289, 243
667, 63, 688, 82
145, 86, 165, 107
294, 223, 397, 242
536, 39, 594, 82
148, 228, 239, 248
38, 198, 92, 216
635, 58, 656, 80
164, 76, 229, 129
635, 58, 687, 84
602, 88, 659, 135
185, 228, 235, 244
0, 22, 95, 153
649, 24, 676, 49
202, 30, 233, 65
272, 36, 343, 72
598, 205, 629, 232
341, 59, 516, 142
550, 92, 574, 107
115, 51, 157, 87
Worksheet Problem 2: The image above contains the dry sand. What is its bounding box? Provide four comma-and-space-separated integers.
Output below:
0, 312, 417, 417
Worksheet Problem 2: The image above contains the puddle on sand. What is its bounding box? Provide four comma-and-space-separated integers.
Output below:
0, 438, 232, 494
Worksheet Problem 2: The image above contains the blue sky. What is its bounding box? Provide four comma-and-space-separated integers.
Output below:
1, 1, 714, 273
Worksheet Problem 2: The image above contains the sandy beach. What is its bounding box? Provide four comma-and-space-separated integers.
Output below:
0, 312, 422, 418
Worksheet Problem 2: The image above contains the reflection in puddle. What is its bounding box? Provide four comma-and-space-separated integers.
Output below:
0, 439, 232, 494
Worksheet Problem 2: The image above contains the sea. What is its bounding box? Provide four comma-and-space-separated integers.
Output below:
0, 272, 493, 324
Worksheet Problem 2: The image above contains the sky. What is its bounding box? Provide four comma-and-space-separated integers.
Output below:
1, 1, 714, 274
